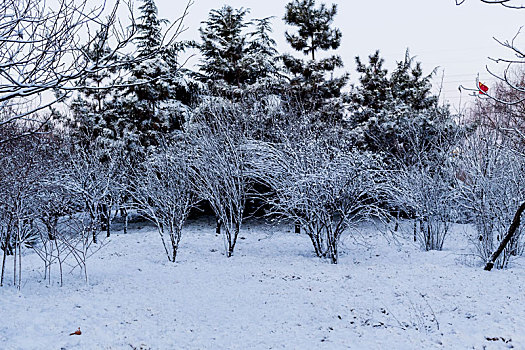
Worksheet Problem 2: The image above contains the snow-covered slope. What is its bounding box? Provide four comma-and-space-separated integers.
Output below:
0, 218, 523, 349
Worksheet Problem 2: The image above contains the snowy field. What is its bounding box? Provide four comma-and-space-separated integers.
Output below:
1, 218, 524, 350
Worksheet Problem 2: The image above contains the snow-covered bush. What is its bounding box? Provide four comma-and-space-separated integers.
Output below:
456, 129, 525, 268
390, 164, 457, 251
0, 134, 46, 288
249, 140, 384, 264
129, 140, 194, 263
385, 113, 462, 251
189, 101, 250, 257
62, 146, 122, 244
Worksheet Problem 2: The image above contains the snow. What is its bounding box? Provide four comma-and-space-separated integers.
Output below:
1, 218, 524, 349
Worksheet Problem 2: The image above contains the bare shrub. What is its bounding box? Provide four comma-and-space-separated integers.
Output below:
456, 127, 525, 268
189, 99, 250, 257
249, 140, 384, 264
129, 140, 195, 262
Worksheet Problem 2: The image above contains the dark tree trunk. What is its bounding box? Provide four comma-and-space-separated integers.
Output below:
92, 226, 97, 244
485, 202, 525, 271
307, 231, 322, 258
171, 244, 178, 263
120, 207, 128, 235
0, 239, 6, 286
295, 222, 301, 234
394, 210, 399, 232
328, 235, 338, 264
100, 203, 111, 238
216, 217, 221, 235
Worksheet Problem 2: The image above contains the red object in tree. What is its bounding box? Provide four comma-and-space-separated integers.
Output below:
479, 82, 489, 94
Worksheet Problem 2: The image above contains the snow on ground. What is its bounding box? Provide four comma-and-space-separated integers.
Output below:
1, 217, 524, 349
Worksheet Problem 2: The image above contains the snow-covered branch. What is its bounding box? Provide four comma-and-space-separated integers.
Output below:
0, 0, 191, 141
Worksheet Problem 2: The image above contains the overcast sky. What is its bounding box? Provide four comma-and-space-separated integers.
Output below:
158, 0, 525, 111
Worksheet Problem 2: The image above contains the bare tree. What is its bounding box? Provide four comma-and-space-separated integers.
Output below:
61, 145, 120, 245
34, 169, 105, 286
455, 1, 525, 268
457, 0, 525, 107
189, 99, 251, 257
248, 139, 384, 264
0, 131, 52, 288
456, 0, 525, 9
456, 124, 525, 268
129, 140, 194, 262
0, 0, 192, 143
390, 164, 457, 251
33, 182, 78, 286
386, 117, 461, 251
468, 70, 525, 152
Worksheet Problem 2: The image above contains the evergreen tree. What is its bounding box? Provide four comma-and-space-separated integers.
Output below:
68, 28, 120, 151
348, 50, 458, 165
117, 0, 197, 157
283, 0, 341, 61
281, 0, 348, 123
197, 6, 279, 93
245, 17, 279, 88
199, 6, 250, 88
135, 0, 168, 57
68, 0, 199, 161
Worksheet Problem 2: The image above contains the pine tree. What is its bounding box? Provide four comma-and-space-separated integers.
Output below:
245, 17, 279, 88
135, 0, 168, 58
199, 6, 250, 88
348, 50, 458, 165
116, 0, 197, 157
68, 28, 120, 151
197, 6, 279, 94
283, 0, 341, 61
281, 0, 348, 122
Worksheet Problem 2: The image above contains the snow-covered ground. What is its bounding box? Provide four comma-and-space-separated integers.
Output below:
1, 218, 524, 349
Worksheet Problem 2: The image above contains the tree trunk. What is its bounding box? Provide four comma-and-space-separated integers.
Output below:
171, 244, 178, 263
106, 208, 111, 238
122, 207, 128, 235
328, 234, 338, 264
0, 241, 6, 286
92, 226, 97, 244
485, 202, 525, 271
101, 203, 111, 238
295, 221, 301, 234
394, 210, 399, 232
56, 239, 63, 287
216, 217, 221, 235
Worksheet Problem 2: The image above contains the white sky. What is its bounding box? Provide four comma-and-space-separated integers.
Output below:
158, 0, 525, 112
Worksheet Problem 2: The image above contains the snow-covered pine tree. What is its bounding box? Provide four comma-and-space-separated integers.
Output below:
284, 0, 341, 61
198, 6, 250, 90
68, 28, 120, 151
245, 17, 280, 90
197, 6, 280, 95
116, 0, 197, 160
348, 50, 458, 166
281, 0, 349, 128
194, 5, 283, 147
135, 0, 167, 58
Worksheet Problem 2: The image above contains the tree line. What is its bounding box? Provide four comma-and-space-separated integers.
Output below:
1, 0, 524, 288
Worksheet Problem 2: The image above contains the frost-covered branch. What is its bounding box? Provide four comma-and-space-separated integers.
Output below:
249, 139, 385, 264
128, 140, 195, 262
0, 0, 192, 141
455, 0, 525, 9
189, 99, 251, 257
